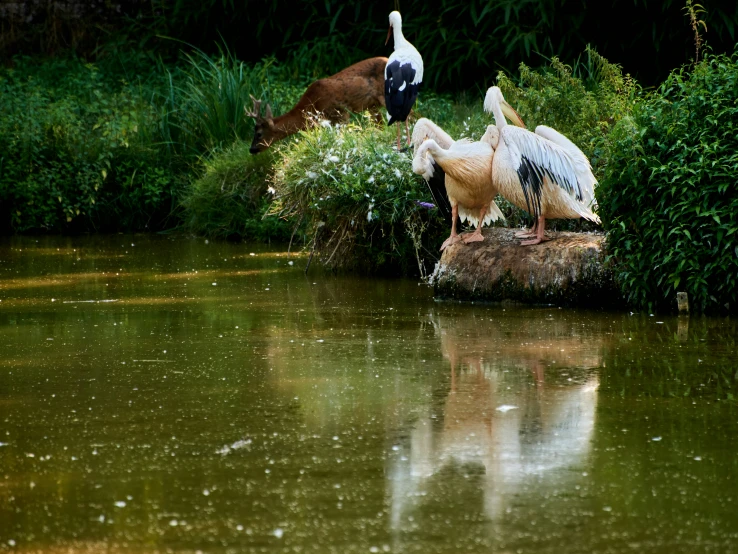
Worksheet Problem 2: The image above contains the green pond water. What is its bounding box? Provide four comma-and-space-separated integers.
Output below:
1, 235, 737, 554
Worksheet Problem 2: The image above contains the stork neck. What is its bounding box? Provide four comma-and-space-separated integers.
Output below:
392, 24, 410, 50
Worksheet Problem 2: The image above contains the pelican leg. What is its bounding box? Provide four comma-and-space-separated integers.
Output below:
514, 219, 538, 238
520, 216, 550, 246
462, 206, 487, 244
440, 204, 463, 251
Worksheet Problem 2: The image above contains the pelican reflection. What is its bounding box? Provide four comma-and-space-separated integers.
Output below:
389, 310, 602, 527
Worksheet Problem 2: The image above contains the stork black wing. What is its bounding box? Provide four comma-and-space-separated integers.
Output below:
384, 60, 419, 125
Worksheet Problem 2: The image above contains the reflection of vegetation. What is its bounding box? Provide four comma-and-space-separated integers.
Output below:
600, 316, 738, 401
2, 236, 738, 550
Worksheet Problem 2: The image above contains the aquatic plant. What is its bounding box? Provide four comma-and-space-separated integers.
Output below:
598, 49, 738, 313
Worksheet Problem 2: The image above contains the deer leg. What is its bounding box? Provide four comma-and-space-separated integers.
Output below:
520, 216, 550, 246
462, 206, 488, 244
441, 204, 463, 251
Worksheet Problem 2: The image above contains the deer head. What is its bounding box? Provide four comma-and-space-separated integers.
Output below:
245, 95, 275, 154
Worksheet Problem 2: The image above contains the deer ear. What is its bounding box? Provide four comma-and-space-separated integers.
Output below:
265, 103, 273, 120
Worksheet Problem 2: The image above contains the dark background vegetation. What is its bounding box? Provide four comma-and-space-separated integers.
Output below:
1, 0, 737, 312
1, 0, 737, 89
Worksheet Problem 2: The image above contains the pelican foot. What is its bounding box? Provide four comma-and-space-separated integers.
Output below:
462, 232, 485, 244
440, 234, 463, 251
514, 229, 536, 238
519, 235, 551, 246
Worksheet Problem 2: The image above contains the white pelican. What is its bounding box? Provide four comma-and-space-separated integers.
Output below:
413, 126, 504, 250
385, 11, 423, 150
483, 86, 600, 245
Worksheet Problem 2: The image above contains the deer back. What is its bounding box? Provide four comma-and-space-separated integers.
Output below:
246, 57, 388, 154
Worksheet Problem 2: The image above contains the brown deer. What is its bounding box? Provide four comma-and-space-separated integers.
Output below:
246, 57, 388, 154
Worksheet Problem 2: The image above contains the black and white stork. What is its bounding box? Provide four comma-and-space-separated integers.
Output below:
385, 11, 423, 150
483, 86, 600, 246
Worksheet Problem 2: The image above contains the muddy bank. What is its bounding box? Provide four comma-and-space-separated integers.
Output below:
430, 227, 620, 307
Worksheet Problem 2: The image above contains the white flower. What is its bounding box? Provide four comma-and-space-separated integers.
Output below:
367, 210, 373, 221
320, 120, 331, 128
266, 186, 276, 194
393, 168, 402, 179
307, 171, 318, 179
367, 176, 375, 184
328, 155, 340, 163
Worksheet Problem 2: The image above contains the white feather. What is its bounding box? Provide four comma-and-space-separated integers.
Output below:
387, 11, 424, 84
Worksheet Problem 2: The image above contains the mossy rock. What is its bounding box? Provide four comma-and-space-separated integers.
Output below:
431, 228, 620, 307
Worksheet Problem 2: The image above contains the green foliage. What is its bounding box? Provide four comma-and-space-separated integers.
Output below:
179, 142, 291, 241
598, 50, 738, 313
497, 47, 637, 174
158, 48, 306, 157
269, 118, 447, 275
0, 57, 178, 232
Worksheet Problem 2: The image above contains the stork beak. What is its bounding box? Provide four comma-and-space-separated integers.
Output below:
501, 100, 527, 129
385, 26, 393, 46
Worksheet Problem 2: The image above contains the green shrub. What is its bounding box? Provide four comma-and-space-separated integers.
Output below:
179, 141, 291, 241
497, 47, 637, 175
0, 57, 178, 232
269, 117, 448, 275
598, 50, 738, 313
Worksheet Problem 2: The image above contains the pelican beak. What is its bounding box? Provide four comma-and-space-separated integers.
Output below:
385, 26, 393, 46
501, 100, 526, 129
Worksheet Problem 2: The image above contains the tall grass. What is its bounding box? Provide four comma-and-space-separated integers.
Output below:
157, 49, 305, 158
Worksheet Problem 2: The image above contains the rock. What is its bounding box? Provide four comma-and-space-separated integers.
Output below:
430, 227, 620, 307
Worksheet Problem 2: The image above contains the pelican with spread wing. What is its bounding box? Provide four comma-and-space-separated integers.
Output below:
483, 86, 600, 245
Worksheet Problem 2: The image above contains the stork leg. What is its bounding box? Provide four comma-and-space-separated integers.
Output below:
405, 119, 412, 147
396, 125, 402, 151
440, 204, 463, 251
520, 216, 550, 246
462, 206, 488, 244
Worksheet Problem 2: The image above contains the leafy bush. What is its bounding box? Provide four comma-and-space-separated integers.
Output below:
179, 141, 291, 241
598, 50, 738, 313
497, 47, 637, 176
269, 117, 448, 275
0, 57, 178, 232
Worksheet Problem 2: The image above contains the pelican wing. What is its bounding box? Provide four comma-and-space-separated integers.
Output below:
534, 125, 597, 206
501, 126, 587, 219
411, 118, 454, 153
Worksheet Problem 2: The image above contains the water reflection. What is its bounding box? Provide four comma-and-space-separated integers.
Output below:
2, 236, 738, 553
390, 311, 601, 533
